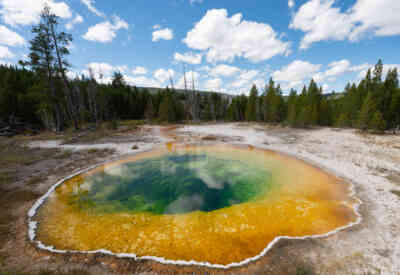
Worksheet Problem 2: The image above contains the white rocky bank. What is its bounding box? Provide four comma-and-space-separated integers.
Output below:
180, 124, 400, 275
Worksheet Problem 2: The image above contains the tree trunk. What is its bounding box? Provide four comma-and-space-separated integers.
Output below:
49, 23, 79, 130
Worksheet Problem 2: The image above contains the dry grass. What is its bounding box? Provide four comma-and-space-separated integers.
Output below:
62, 120, 146, 144
0, 171, 15, 185
0, 140, 59, 167
0, 269, 92, 275
85, 148, 115, 156
26, 175, 47, 185
0, 137, 103, 275
54, 150, 73, 160
390, 190, 400, 198
255, 262, 315, 275
386, 172, 400, 186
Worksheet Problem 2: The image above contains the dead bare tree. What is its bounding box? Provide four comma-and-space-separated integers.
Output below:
190, 70, 199, 121
87, 68, 99, 126
182, 64, 200, 121
168, 71, 175, 90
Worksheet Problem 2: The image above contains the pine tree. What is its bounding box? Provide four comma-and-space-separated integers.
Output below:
158, 90, 175, 122
307, 79, 321, 125
112, 71, 125, 88
27, 6, 60, 131
337, 113, 350, 128
357, 92, 376, 131
369, 111, 386, 133
286, 89, 298, 126
172, 92, 185, 121
26, 5, 75, 131
145, 96, 155, 120
373, 59, 383, 84
389, 90, 400, 131
263, 78, 276, 122
204, 96, 213, 121
245, 84, 258, 121
383, 68, 399, 127
298, 106, 312, 128
319, 98, 332, 126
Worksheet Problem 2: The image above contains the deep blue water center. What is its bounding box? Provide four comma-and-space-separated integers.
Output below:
72, 153, 272, 214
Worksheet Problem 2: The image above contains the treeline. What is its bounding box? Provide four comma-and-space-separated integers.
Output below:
0, 7, 399, 134
0, 64, 230, 128
227, 60, 400, 133
2, 59, 398, 134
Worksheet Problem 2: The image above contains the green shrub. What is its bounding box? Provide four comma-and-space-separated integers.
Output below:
296, 266, 314, 275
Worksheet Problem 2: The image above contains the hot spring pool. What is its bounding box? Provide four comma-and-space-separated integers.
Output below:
29, 144, 359, 267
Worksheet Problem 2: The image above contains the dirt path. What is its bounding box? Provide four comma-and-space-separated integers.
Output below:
0, 124, 399, 275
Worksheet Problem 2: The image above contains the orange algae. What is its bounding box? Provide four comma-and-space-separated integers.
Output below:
34, 145, 359, 266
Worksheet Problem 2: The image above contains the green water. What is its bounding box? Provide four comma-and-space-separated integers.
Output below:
69, 153, 273, 215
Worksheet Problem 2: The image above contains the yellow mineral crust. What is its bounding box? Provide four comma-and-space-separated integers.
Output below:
34, 145, 359, 265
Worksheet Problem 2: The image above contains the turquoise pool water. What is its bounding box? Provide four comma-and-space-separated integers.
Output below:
71, 152, 273, 214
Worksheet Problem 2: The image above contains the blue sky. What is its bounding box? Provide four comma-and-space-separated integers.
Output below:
0, 0, 399, 95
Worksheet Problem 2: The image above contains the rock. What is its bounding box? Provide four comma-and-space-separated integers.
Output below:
202, 135, 218, 141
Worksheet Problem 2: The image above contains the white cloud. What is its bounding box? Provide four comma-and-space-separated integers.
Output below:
0, 0, 72, 26
86, 62, 115, 76
322, 84, 329, 92
153, 68, 175, 83
288, 0, 295, 8
0, 59, 12, 66
84, 62, 160, 86
66, 14, 83, 30
83, 16, 128, 43
350, 63, 371, 73
239, 70, 259, 81
253, 79, 267, 91
66, 71, 78, 79
350, 0, 400, 39
80, 0, 104, 17
152, 28, 173, 42
0, 25, 25, 46
313, 59, 369, 83
312, 72, 325, 83
176, 71, 200, 89
153, 24, 161, 30
174, 52, 202, 64
132, 66, 148, 75
204, 78, 222, 91
324, 59, 351, 77
273, 60, 321, 88
125, 76, 160, 88
290, 0, 353, 49
291, 0, 400, 49
269, 59, 378, 91
231, 69, 259, 88
115, 65, 128, 73
209, 64, 240, 77
85, 62, 126, 79
230, 72, 263, 95
190, 0, 203, 5
183, 9, 290, 63
0, 45, 13, 58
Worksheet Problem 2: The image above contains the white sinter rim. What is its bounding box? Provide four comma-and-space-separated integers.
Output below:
27, 146, 362, 269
